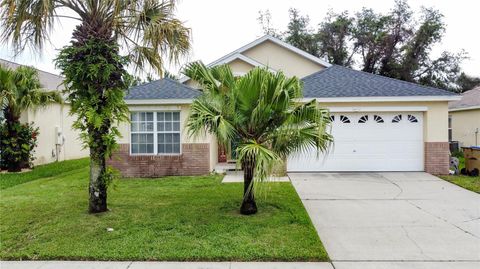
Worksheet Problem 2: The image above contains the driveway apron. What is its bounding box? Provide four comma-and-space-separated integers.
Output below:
289, 172, 480, 269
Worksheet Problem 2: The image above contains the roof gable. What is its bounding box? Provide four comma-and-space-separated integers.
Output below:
302, 65, 458, 99
180, 35, 329, 83
209, 35, 331, 68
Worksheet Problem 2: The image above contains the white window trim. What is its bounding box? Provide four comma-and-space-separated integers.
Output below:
129, 111, 182, 156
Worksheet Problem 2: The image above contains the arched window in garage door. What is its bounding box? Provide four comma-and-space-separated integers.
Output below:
408, 114, 419, 123
340, 115, 351, 123
358, 115, 369, 123
373, 115, 384, 123
392, 114, 402, 123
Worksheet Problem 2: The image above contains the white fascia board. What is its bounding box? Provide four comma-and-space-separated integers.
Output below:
265, 35, 331, 67
328, 106, 428, 112
179, 53, 277, 83
129, 105, 182, 111
301, 95, 462, 103
209, 53, 277, 72
125, 99, 194, 105
449, 105, 480, 112
209, 35, 331, 68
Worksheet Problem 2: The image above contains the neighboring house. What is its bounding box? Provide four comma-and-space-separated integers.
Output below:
0, 59, 88, 165
448, 86, 480, 148
108, 35, 460, 176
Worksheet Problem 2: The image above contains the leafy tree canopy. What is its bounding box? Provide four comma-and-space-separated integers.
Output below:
258, 0, 479, 92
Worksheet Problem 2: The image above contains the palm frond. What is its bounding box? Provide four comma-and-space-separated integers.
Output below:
236, 140, 282, 182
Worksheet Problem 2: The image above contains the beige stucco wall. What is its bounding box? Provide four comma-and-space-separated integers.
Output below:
450, 109, 480, 147
21, 103, 88, 165
229, 59, 255, 74
118, 100, 449, 173
242, 40, 325, 78
320, 101, 449, 142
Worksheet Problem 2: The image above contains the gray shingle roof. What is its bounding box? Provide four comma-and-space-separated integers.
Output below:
302, 65, 457, 98
1, 58, 64, 91
449, 86, 480, 110
125, 78, 201, 100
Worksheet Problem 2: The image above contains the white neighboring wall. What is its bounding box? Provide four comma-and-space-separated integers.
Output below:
2, 59, 88, 165
21, 104, 88, 165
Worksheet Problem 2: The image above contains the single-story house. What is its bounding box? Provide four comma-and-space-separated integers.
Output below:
448, 86, 480, 148
0, 59, 88, 165
108, 35, 460, 176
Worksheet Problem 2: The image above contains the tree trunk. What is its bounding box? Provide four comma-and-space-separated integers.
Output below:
240, 158, 258, 215
4, 108, 22, 172
88, 152, 107, 213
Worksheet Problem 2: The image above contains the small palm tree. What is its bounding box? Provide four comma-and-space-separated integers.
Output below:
2, 0, 190, 212
0, 65, 62, 171
184, 62, 333, 215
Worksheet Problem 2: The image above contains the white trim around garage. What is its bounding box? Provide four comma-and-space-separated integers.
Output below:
328, 106, 428, 112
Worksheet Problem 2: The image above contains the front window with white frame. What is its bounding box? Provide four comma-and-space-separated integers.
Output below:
130, 111, 181, 155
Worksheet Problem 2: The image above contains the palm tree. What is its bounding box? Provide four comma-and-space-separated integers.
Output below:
1, 0, 190, 213
184, 62, 333, 215
0, 65, 62, 172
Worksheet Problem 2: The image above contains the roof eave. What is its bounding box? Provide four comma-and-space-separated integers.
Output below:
125, 99, 195, 105
301, 95, 462, 103
449, 105, 480, 112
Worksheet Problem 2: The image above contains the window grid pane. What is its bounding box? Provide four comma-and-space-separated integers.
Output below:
130, 112, 155, 154
157, 111, 180, 154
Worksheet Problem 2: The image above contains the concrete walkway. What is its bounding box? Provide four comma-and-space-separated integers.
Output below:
0, 261, 334, 269
289, 172, 480, 269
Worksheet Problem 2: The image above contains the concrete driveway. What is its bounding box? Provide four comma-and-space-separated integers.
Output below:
289, 172, 480, 269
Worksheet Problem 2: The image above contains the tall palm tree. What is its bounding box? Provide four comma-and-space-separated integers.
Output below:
184, 62, 333, 215
0, 65, 62, 172
1, 0, 190, 213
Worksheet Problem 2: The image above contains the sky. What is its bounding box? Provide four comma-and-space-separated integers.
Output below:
0, 0, 479, 77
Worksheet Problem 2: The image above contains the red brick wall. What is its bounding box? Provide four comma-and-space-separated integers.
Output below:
107, 143, 210, 177
424, 142, 450, 175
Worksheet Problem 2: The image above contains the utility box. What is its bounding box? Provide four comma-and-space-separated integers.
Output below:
462, 147, 480, 176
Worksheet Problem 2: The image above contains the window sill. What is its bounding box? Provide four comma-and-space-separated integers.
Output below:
129, 153, 182, 157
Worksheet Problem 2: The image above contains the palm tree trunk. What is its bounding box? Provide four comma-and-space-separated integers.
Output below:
88, 151, 107, 213
240, 158, 258, 215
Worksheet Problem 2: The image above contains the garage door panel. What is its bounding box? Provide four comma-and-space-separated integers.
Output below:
287, 112, 424, 172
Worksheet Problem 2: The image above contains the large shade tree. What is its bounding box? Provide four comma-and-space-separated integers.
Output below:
0, 65, 62, 171
1, 0, 190, 213
258, 0, 479, 92
184, 63, 333, 215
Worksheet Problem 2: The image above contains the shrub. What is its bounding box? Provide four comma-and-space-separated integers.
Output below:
0, 121, 39, 170
452, 150, 464, 158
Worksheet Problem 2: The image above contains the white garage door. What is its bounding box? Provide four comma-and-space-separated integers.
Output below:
287, 112, 424, 172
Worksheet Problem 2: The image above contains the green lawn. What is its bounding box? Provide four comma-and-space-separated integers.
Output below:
439, 175, 480, 193
439, 156, 480, 193
0, 158, 90, 189
0, 159, 327, 261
